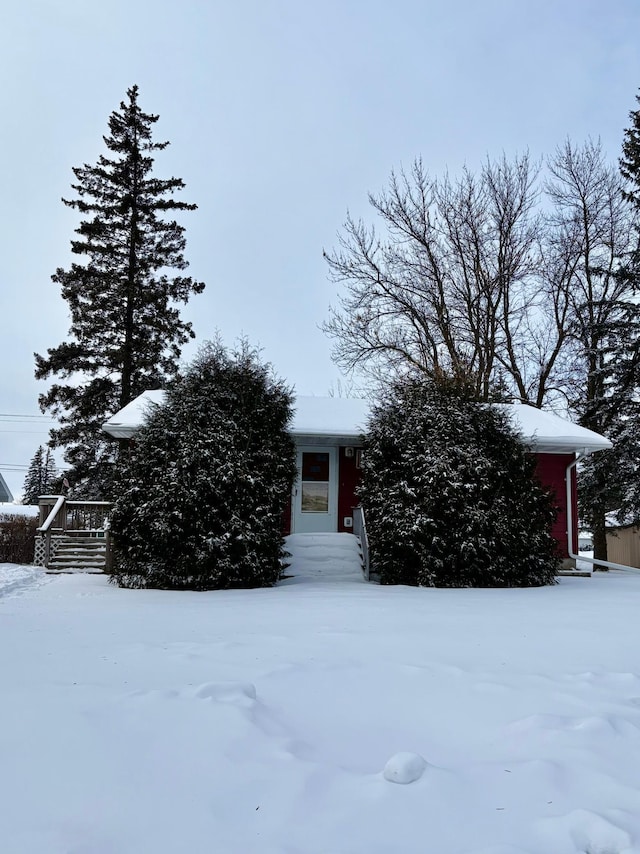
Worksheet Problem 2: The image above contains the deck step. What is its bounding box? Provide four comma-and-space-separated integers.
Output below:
48, 535, 109, 573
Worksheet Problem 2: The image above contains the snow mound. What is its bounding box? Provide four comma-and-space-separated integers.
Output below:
382, 752, 427, 784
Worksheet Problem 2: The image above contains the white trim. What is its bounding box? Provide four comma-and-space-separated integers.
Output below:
292, 446, 338, 534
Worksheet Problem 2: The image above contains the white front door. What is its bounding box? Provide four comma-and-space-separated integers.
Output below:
292, 446, 338, 533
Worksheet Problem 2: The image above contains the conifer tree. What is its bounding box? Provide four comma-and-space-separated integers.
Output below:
620, 89, 640, 214
577, 91, 640, 562
602, 87, 640, 529
35, 85, 204, 497
359, 378, 559, 587
22, 446, 58, 505
110, 341, 296, 590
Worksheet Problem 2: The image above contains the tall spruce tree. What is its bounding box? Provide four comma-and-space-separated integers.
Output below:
35, 85, 204, 497
22, 446, 58, 505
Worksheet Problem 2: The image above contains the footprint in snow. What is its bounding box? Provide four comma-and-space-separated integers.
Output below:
194, 681, 257, 706
536, 808, 632, 854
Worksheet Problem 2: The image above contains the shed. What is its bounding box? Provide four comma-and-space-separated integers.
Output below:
606, 523, 640, 570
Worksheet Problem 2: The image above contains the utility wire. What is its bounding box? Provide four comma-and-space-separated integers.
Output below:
0, 413, 54, 419
0, 429, 52, 434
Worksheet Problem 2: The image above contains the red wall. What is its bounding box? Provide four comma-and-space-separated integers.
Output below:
335, 449, 577, 552
533, 453, 577, 558
337, 447, 362, 532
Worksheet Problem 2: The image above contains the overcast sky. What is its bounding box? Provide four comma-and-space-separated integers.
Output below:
2, 0, 640, 497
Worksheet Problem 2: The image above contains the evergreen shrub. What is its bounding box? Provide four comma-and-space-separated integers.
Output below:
359, 379, 560, 587
110, 341, 296, 590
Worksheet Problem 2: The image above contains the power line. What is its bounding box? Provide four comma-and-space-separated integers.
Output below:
0, 413, 54, 419
0, 429, 52, 434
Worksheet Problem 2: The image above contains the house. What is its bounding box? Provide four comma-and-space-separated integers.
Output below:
0, 472, 14, 503
103, 393, 612, 567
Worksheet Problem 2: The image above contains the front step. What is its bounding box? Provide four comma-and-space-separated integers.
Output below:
48, 535, 108, 573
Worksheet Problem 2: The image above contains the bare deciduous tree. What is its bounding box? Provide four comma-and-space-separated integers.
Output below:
324, 143, 633, 408
324, 140, 638, 565
324, 153, 559, 403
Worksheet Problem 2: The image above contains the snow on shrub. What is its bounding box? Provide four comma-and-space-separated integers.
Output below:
110, 341, 296, 590
359, 379, 559, 587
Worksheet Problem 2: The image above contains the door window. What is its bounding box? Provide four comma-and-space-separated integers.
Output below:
301, 452, 330, 513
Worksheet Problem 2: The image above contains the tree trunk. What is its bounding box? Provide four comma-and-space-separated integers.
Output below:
592, 506, 608, 571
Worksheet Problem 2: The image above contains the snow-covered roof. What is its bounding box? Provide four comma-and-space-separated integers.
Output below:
0, 472, 13, 503
289, 396, 370, 440
102, 391, 612, 455
102, 390, 166, 439
496, 403, 612, 455
101, 391, 370, 441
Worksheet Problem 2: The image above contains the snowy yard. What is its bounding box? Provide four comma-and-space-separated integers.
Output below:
3, 536, 640, 854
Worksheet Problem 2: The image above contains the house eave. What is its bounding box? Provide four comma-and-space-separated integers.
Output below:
102, 423, 138, 440
522, 439, 613, 455
290, 430, 363, 446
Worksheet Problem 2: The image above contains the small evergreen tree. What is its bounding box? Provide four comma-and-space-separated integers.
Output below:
359, 379, 559, 587
22, 446, 59, 505
110, 341, 296, 590
35, 85, 204, 498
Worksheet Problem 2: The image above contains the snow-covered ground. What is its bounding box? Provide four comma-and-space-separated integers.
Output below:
3, 535, 640, 853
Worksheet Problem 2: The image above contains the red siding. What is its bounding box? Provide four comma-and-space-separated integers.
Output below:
284, 446, 577, 550
337, 446, 362, 532
533, 453, 577, 558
